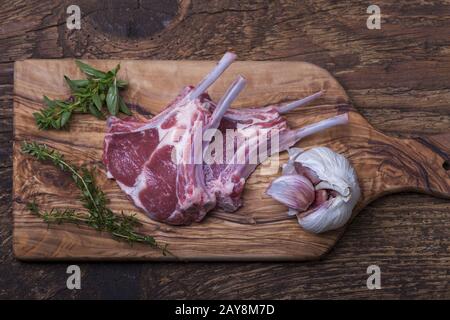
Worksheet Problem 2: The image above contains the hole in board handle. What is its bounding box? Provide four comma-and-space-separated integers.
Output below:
443, 160, 450, 171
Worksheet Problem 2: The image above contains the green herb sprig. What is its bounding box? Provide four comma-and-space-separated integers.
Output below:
34, 61, 131, 130
21, 141, 169, 255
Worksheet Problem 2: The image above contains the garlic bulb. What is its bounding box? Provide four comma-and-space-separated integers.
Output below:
266, 147, 361, 233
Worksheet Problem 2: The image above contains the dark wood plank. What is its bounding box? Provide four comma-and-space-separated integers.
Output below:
1, 0, 449, 299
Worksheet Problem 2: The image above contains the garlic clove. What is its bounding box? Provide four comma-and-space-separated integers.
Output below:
282, 162, 297, 175
266, 174, 315, 211
294, 162, 321, 185
313, 189, 329, 207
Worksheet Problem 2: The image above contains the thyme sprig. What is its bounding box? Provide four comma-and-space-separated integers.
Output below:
21, 141, 169, 255
34, 60, 131, 130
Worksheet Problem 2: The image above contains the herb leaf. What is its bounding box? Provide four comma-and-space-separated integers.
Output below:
118, 96, 132, 115
75, 60, 107, 78
35, 61, 131, 130
64, 75, 84, 92
60, 111, 72, 127
92, 93, 102, 111
21, 141, 169, 255
106, 79, 119, 116
43, 95, 56, 108
88, 103, 104, 119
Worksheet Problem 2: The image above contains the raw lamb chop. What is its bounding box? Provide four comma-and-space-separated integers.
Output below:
104, 53, 247, 225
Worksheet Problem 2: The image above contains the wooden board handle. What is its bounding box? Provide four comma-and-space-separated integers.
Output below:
386, 133, 450, 199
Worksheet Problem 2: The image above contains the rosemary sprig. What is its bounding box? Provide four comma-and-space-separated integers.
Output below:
34, 60, 131, 130
21, 141, 169, 255
26, 202, 86, 225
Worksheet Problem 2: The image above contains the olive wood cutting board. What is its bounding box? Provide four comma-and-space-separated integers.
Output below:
12, 59, 450, 261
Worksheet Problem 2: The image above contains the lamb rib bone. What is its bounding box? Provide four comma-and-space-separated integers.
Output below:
276, 90, 324, 114
124, 52, 238, 134
174, 76, 246, 224
188, 52, 237, 102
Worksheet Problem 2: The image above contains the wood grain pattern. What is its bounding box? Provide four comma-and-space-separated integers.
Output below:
13, 59, 450, 260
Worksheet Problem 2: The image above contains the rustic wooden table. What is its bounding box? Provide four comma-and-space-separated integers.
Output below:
1, 0, 449, 299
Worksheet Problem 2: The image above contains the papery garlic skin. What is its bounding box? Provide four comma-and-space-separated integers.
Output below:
279, 147, 361, 233
293, 147, 356, 199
